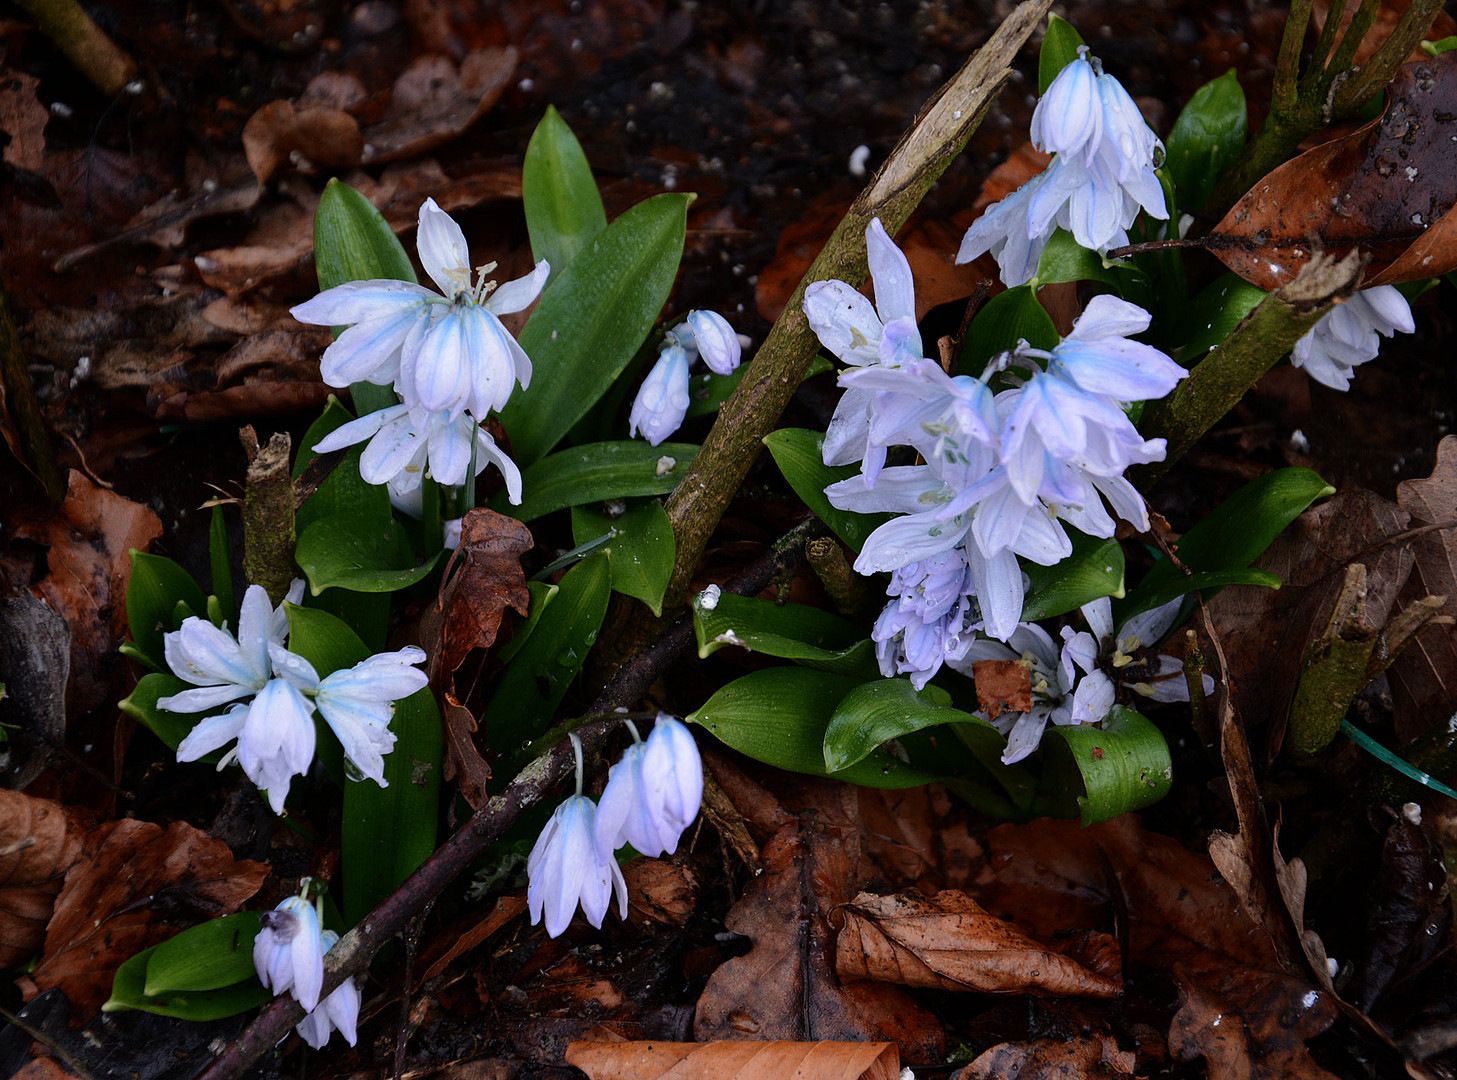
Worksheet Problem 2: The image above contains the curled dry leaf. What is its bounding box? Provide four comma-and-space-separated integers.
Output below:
566, 1040, 901, 1080
0, 70, 48, 172
362, 48, 517, 164
1169, 966, 1340, 1080
954, 1035, 1136, 1080
1391, 434, 1457, 741
971, 659, 1032, 721
241, 100, 364, 185
623, 859, 697, 927
0, 790, 96, 968
11, 471, 162, 715
835, 889, 1122, 997
1210, 52, 1457, 290
21, 819, 267, 1017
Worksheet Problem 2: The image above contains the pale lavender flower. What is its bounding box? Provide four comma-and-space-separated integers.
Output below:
1291, 286, 1414, 391
595, 715, 703, 859
159, 582, 299, 714
629, 342, 692, 446
292, 199, 547, 421
1082, 596, 1215, 702
871, 550, 981, 689
254, 895, 325, 1013
528, 794, 627, 938
678, 310, 742, 375
294, 930, 359, 1050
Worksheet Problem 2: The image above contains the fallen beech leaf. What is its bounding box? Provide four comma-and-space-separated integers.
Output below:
693, 818, 944, 1063
835, 889, 1122, 997
0, 71, 48, 172
955, 1035, 1136, 1080
0, 790, 96, 967
1169, 966, 1340, 1080
623, 859, 697, 927
362, 48, 517, 164
854, 785, 982, 895
1210, 52, 1457, 290
241, 100, 364, 185
23, 819, 267, 1017
11, 471, 162, 715
415, 895, 528, 988
971, 659, 1032, 721
1390, 435, 1457, 741
442, 692, 492, 811
432, 509, 534, 679
566, 1040, 901, 1080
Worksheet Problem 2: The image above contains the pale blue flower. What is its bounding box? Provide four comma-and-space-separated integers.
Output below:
595, 715, 703, 859
678, 310, 742, 375
1082, 595, 1215, 703
312, 402, 522, 504
1030, 51, 1103, 160
629, 342, 692, 446
1292, 286, 1414, 391
295, 930, 359, 1050
527, 794, 627, 938
291, 198, 548, 421
254, 895, 325, 1013
871, 550, 981, 689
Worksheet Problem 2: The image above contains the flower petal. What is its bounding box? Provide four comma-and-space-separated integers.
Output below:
416, 198, 472, 297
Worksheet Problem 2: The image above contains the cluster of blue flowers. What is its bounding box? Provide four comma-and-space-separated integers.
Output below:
527, 716, 703, 938
629, 310, 743, 446
253, 886, 360, 1050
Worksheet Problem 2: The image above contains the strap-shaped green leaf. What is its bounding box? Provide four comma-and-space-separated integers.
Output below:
295, 515, 443, 595
124, 552, 206, 672
524, 105, 607, 282
1166, 70, 1247, 211
762, 428, 892, 552
691, 589, 877, 677
496, 440, 699, 522
1176, 273, 1267, 362
143, 912, 263, 995
1038, 706, 1172, 825
499, 193, 691, 465
119, 671, 197, 752
958, 283, 1059, 377
1021, 528, 1125, 621
571, 499, 675, 616
104, 944, 271, 1021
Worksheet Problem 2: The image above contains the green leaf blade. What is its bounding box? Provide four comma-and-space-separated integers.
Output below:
498, 441, 699, 522
295, 515, 443, 595
571, 499, 675, 616
1039, 706, 1173, 825
691, 590, 877, 677
523, 106, 608, 282
1166, 70, 1247, 211
142, 913, 263, 996
762, 428, 892, 552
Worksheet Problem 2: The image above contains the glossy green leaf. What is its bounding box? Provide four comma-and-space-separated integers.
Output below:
295, 515, 443, 595
495, 580, 557, 665
119, 672, 197, 751
1021, 530, 1125, 621
523, 106, 607, 283
822, 678, 1008, 778
1038, 13, 1087, 94
1033, 229, 1124, 287
285, 605, 443, 924
687, 668, 942, 789
105, 943, 271, 1020
691, 590, 877, 677
124, 552, 207, 672
208, 505, 236, 628
499, 193, 691, 465
1165, 70, 1247, 211
762, 428, 892, 552
480, 554, 611, 783
497, 441, 698, 522
1125, 567, 1283, 624
1119, 467, 1333, 622
1176, 273, 1267, 361
958, 284, 1058, 377
143, 913, 263, 995
571, 499, 675, 616
1039, 706, 1172, 825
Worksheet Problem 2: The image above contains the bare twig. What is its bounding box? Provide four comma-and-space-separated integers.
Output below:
10, 0, 137, 97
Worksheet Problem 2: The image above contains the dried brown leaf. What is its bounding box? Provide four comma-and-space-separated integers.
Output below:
0, 590, 69, 789
1391, 435, 1457, 740
1169, 967, 1340, 1080
23, 819, 267, 1017
432, 508, 534, 679
1210, 53, 1457, 290
623, 859, 697, 927
835, 889, 1122, 997
955, 1035, 1137, 1080
566, 1040, 901, 1080
0, 70, 48, 172
362, 48, 517, 164
971, 659, 1032, 721
1312, 0, 1457, 67
693, 818, 944, 1063
241, 100, 364, 185
0, 790, 96, 967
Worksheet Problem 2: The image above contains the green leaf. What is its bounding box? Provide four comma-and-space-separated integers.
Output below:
499, 193, 691, 465
496, 581, 557, 665
1038, 706, 1172, 825
1021, 530, 1125, 621
686, 668, 943, 789
285, 603, 371, 675
691, 590, 878, 677
523, 106, 607, 283
1033, 229, 1125, 287
1165, 70, 1247, 211
143, 913, 263, 995
1119, 467, 1333, 622
295, 514, 444, 595
497, 441, 699, 522
762, 428, 892, 552
311, 179, 416, 417
571, 499, 675, 616
958, 284, 1058, 377
208, 505, 236, 628
105, 944, 270, 1020
119, 672, 198, 752
1176, 273, 1267, 362
479, 554, 611, 783
1038, 13, 1087, 94
1126, 567, 1284, 625
822, 678, 1010, 781
125, 552, 207, 671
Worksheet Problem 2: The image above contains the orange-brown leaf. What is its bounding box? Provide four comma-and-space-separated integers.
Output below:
1169, 967, 1340, 1080
0, 790, 97, 968
835, 890, 1122, 997
971, 659, 1031, 721
566, 1040, 901, 1080
955, 1036, 1136, 1080
23, 819, 267, 1018
432, 507, 534, 680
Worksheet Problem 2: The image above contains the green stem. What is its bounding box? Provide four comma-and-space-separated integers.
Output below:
655, 0, 1053, 619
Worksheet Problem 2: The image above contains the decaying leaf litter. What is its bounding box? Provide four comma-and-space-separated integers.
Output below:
1, 1, 1457, 1079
